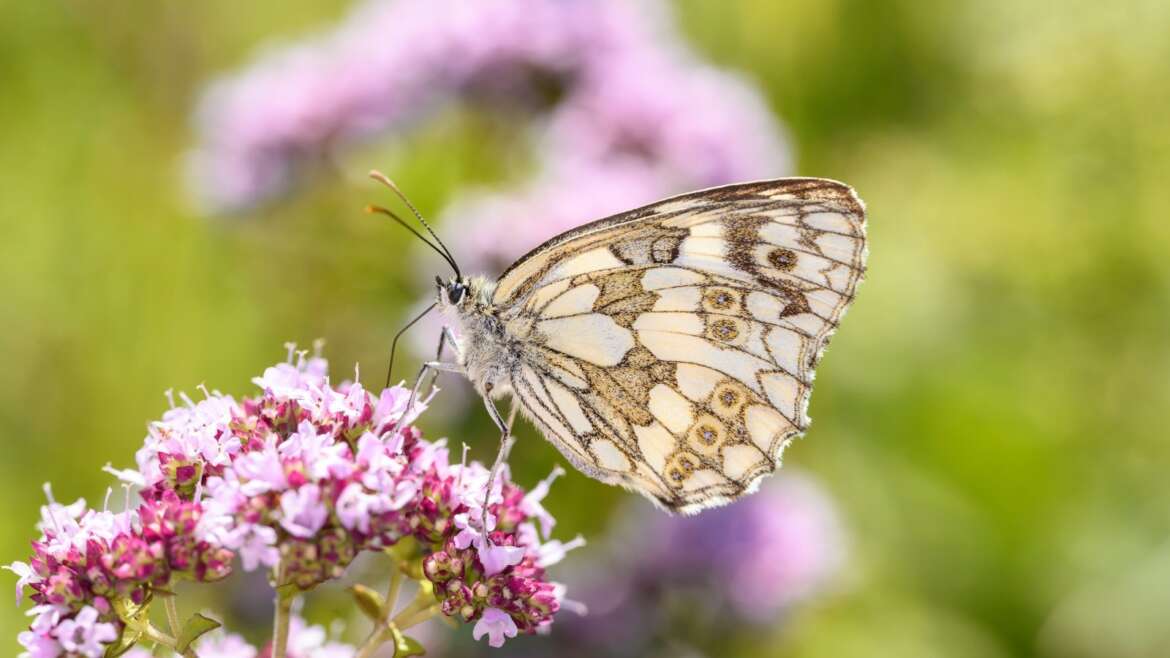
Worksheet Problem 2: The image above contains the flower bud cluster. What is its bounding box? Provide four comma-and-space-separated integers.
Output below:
10, 347, 578, 656
8, 489, 232, 657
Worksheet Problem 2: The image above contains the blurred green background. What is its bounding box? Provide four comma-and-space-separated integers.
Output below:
3, 1, 1169, 656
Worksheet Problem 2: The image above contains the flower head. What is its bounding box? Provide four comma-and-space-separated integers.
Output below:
12, 346, 577, 653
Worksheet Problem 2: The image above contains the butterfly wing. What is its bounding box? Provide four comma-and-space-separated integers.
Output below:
494, 179, 866, 513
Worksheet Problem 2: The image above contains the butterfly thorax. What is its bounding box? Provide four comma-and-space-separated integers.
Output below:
437, 275, 529, 399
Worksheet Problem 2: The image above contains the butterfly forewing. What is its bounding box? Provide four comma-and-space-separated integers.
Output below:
493, 179, 866, 513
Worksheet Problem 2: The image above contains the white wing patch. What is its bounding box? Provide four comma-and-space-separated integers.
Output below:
541, 283, 599, 318
539, 314, 634, 366
648, 384, 694, 435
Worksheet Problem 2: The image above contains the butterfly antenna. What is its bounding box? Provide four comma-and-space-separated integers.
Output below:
365, 204, 461, 275
385, 302, 437, 389
368, 170, 461, 278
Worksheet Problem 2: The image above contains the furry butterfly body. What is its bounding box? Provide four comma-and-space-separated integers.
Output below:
425, 178, 867, 514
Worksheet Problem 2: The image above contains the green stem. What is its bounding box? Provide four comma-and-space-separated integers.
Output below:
163, 595, 182, 635
354, 626, 394, 658
383, 569, 403, 622
124, 617, 177, 648
163, 595, 200, 658
396, 604, 440, 630
354, 572, 434, 658
272, 580, 297, 658
390, 590, 435, 627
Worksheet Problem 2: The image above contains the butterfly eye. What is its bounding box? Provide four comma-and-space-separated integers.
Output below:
448, 282, 465, 304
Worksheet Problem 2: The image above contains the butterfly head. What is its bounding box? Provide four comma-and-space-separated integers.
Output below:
435, 274, 494, 313
436, 275, 469, 307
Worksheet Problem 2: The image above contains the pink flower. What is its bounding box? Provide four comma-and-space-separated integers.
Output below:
195, 631, 258, 658
521, 466, 564, 540
473, 607, 519, 648
279, 485, 329, 538
335, 483, 381, 534
285, 615, 356, 658
17, 629, 60, 658
233, 437, 289, 495
535, 535, 586, 569
452, 510, 493, 551
4, 562, 36, 605
18, 606, 62, 658
251, 351, 329, 397
281, 421, 353, 481
372, 386, 425, 429
51, 606, 118, 657
479, 544, 527, 578
222, 523, 280, 571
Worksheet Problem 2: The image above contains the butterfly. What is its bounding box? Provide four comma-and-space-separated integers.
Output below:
370, 174, 866, 514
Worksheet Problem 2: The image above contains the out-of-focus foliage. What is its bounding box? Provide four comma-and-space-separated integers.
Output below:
2, 0, 1168, 656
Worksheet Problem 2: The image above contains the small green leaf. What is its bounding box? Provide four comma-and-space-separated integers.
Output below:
350, 584, 386, 621
176, 613, 222, 652
391, 626, 427, 657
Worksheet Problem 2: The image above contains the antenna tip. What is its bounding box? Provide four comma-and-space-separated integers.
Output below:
368, 170, 394, 187
365, 204, 396, 218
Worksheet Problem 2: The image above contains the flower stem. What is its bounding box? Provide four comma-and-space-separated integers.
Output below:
390, 590, 435, 627
163, 595, 200, 658
354, 572, 434, 658
124, 617, 177, 648
384, 569, 403, 622
354, 626, 393, 658
396, 604, 439, 630
272, 586, 297, 658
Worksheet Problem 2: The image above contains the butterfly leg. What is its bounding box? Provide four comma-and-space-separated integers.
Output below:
480, 395, 516, 540
422, 326, 461, 394
401, 360, 463, 423
505, 398, 520, 433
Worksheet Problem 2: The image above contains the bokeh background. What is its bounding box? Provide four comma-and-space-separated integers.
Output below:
3, 0, 1169, 656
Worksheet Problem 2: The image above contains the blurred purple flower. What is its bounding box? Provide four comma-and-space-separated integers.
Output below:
553, 473, 845, 656
638, 473, 845, 621
187, 0, 788, 219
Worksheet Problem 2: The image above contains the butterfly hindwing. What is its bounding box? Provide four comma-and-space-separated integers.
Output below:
493, 179, 866, 513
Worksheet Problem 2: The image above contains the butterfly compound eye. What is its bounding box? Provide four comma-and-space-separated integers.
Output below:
448, 282, 465, 304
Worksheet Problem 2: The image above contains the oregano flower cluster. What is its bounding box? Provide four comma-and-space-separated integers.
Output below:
8, 346, 581, 657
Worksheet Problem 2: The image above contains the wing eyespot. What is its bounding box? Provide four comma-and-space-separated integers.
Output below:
702, 287, 742, 313
686, 414, 727, 458
766, 247, 798, 271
